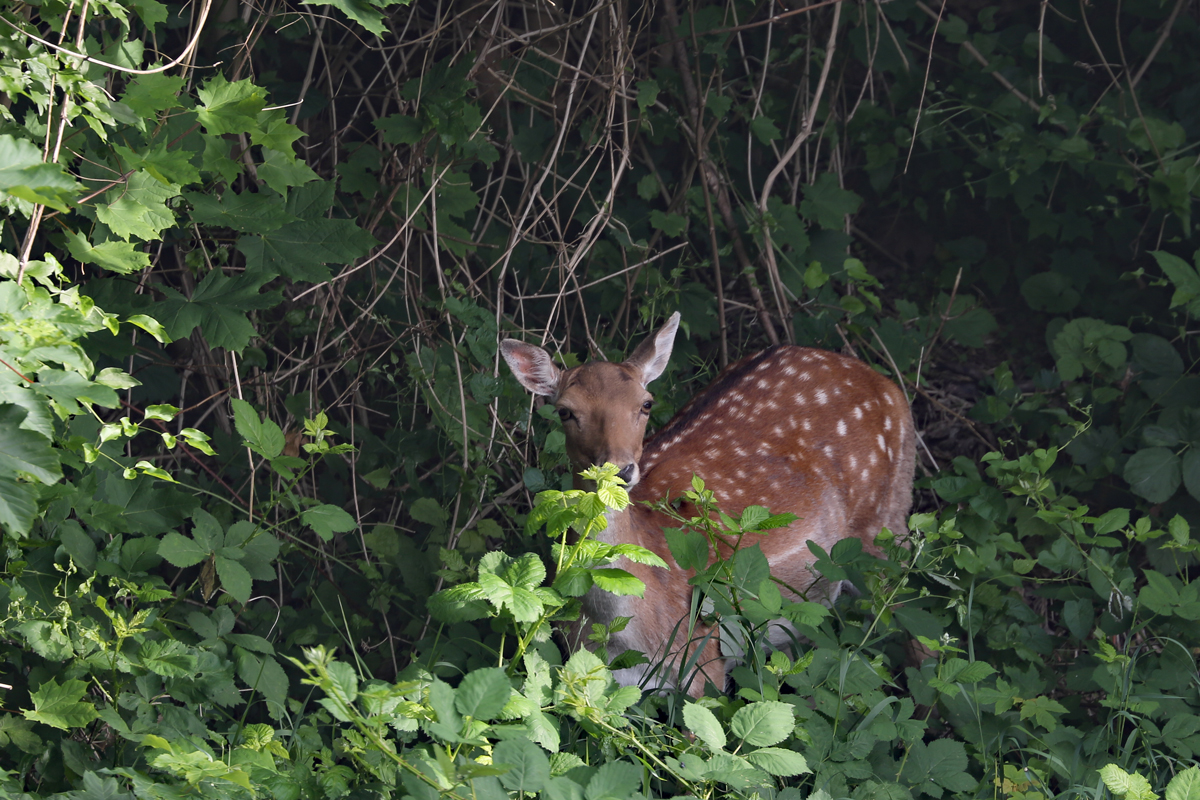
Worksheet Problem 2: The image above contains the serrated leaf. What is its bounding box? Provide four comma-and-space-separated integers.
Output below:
23, 678, 99, 730
455, 668, 511, 720
230, 398, 286, 458
590, 568, 646, 596
745, 747, 810, 776
237, 216, 377, 282
0, 405, 61, 484
158, 531, 211, 567
0, 134, 79, 211
197, 75, 267, 135
495, 737, 550, 792
1166, 766, 1200, 800
585, 761, 641, 800
1124, 447, 1181, 503
153, 268, 280, 352
731, 701, 794, 747
683, 702, 726, 750
216, 556, 252, 603
186, 190, 299, 233
301, 504, 357, 540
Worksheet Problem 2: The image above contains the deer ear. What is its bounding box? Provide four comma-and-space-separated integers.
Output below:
500, 339, 563, 397
626, 311, 680, 387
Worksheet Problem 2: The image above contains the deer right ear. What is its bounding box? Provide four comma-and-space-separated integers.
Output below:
500, 339, 563, 398
626, 311, 680, 387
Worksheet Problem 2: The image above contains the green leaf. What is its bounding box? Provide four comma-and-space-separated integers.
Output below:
649, 210, 687, 237
1124, 447, 1182, 503
258, 148, 320, 194
375, 114, 424, 144
299, 0, 408, 35
63, 231, 151, 274
217, 556, 253, 603
683, 702, 726, 750
800, 172, 863, 230
0, 134, 79, 211
744, 747, 810, 776
665, 527, 709, 571
120, 73, 184, 118
197, 75, 267, 135
750, 115, 781, 144
1166, 766, 1200, 800
159, 531, 211, 567
237, 216, 377, 282
589, 568, 646, 596
23, 678, 99, 730
301, 504, 357, 540
231, 398, 286, 458
0, 405, 61, 484
186, 190, 299, 233
153, 268, 280, 352
455, 668, 511, 720
628, 79, 658, 114
495, 737, 550, 793
584, 761, 641, 800
730, 701, 794, 747
1100, 764, 1158, 800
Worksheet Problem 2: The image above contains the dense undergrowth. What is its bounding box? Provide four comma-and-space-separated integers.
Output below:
2, 0, 1200, 796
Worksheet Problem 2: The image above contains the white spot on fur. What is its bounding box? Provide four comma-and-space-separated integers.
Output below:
784, 365, 797, 377
816, 390, 828, 405
795, 393, 807, 405
861, 468, 870, 480
853, 406, 864, 420
869, 451, 878, 466
802, 419, 812, 431
757, 444, 771, 456
887, 447, 894, 461
824, 445, 834, 457
735, 446, 747, 457
772, 425, 783, 437
884, 416, 893, 431
837, 419, 847, 435
884, 394, 895, 405
877, 434, 886, 450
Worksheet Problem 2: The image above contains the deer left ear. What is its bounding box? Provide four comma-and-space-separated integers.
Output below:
500, 339, 563, 398
626, 312, 680, 387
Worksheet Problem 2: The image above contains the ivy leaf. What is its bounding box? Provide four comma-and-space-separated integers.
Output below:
301, 504, 357, 540
197, 75, 267, 135
730, 701, 794, 747
683, 702, 726, 750
24, 678, 99, 730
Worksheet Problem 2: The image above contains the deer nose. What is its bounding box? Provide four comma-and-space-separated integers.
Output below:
617, 463, 638, 485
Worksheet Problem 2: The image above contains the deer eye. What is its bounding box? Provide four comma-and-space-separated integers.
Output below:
641, 400, 653, 412
557, 407, 573, 422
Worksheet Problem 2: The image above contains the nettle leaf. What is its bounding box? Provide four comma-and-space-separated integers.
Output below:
731, 701, 794, 747
455, 667, 511, 720
24, 678, 99, 730
197, 75, 267, 135
301, 504, 357, 540
683, 702, 726, 750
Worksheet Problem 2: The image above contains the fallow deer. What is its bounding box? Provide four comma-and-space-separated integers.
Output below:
500, 312, 915, 695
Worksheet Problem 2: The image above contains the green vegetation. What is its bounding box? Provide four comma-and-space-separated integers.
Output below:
2, 0, 1200, 797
